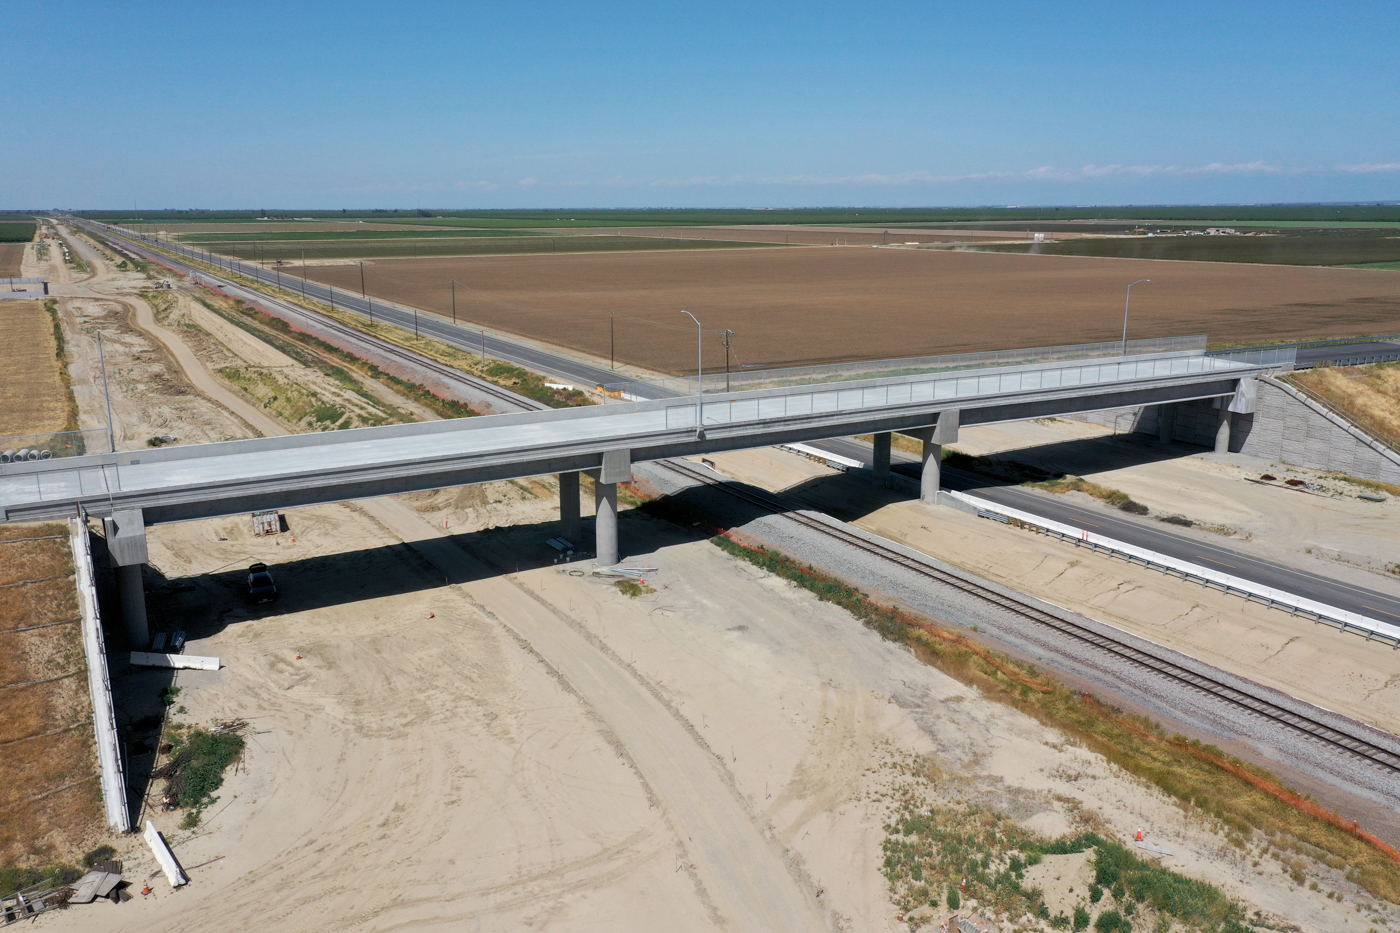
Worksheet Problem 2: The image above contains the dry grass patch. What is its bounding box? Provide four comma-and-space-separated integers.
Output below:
0, 576, 78, 633
1286, 362, 1400, 444
0, 300, 69, 438
0, 537, 74, 586
0, 243, 23, 277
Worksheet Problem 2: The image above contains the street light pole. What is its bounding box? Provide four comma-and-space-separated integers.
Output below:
680, 310, 703, 435
96, 330, 116, 453
719, 328, 735, 392
450, 279, 457, 325
609, 311, 615, 370
1122, 279, 1151, 355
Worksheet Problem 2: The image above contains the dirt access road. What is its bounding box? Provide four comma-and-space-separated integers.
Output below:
297, 245, 1400, 373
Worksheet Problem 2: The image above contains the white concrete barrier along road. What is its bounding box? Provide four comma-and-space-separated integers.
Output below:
948, 490, 1400, 647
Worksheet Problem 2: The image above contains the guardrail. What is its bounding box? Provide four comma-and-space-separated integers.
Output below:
948, 489, 1400, 648
604, 335, 1210, 400
659, 350, 1257, 430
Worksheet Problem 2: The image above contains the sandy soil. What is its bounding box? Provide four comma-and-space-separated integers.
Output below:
293, 247, 1400, 373
701, 443, 1400, 739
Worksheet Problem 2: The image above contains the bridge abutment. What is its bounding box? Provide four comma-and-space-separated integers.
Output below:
102, 509, 149, 648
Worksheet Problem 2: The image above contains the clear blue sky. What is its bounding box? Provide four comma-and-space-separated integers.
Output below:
5, 1, 1397, 209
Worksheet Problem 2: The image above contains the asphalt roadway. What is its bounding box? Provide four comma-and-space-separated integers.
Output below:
807, 436, 1400, 626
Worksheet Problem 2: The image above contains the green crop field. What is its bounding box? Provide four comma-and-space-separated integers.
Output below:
0, 221, 36, 243
191, 234, 783, 261
972, 235, 1400, 267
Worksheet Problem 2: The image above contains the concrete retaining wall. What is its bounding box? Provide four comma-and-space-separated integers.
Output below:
70, 518, 130, 832
1067, 379, 1400, 485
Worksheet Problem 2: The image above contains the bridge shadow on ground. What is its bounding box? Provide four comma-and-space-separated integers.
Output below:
942, 430, 1207, 480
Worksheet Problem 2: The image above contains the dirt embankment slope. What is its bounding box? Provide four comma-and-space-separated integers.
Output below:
297, 247, 1400, 373
1287, 363, 1400, 450
0, 524, 104, 869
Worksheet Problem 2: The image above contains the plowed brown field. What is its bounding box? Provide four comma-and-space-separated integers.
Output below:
0, 243, 25, 277
296, 248, 1400, 374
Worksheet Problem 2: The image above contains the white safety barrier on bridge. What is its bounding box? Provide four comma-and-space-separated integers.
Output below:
948, 490, 1400, 647
130, 651, 221, 671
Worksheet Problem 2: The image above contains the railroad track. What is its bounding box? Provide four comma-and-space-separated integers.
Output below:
656, 459, 1400, 777
84, 226, 548, 415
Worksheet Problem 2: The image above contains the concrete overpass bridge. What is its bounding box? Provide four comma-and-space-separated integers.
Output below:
0, 335, 1290, 643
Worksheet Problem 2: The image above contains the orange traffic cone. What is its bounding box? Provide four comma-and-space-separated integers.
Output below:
429, 612, 435, 618
1135, 827, 1144, 841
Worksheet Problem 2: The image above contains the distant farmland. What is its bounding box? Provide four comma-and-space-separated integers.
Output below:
0, 221, 35, 243
296, 247, 1400, 374
192, 234, 783, 262
976, 235, 1400, 267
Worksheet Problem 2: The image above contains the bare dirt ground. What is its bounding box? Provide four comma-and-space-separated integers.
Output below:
26, 235, 1398, 931
42, 496, 1398, 933
296, 247, 1400, 373
0, 243, 25, 277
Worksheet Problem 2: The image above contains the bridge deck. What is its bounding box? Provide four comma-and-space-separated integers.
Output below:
1, 346, 1273, 525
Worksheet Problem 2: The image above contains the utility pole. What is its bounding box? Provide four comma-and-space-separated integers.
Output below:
97, 330, 116, 453
718, 329, 735, 391
413, 307, 419, 338
450, 279, 457, 324
609, 311, 615, 370
359, 261, 366, 300
481, 329, 486, 360
300, 248, 307, 300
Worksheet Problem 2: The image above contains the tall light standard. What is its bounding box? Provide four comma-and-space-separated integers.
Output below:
680, 310, 703, 436
96, 330, 116, 453
1122, 279, 1150, 355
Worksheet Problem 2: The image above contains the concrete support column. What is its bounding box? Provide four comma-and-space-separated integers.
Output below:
593, 448, 631, 567
115, 564, 149, 649
1214, 400, 1232, 454
595, 481, 619, 566
558, 471, 580, 544
102, 509, 149, 648
872, 432, 892, 487
1157, 403, 1175, 444
920, 441, 942, 503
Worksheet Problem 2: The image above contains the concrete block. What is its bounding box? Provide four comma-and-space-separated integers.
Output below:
102, 508, 147, 566
600, 448, 632, 485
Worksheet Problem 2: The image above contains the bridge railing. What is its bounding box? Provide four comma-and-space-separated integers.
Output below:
661, 348, 1253, 429
1205, 346, 1298, 368
602, 334, 1209, 401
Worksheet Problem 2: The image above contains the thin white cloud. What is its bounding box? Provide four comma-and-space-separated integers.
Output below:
1336, 162, 1400, 173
